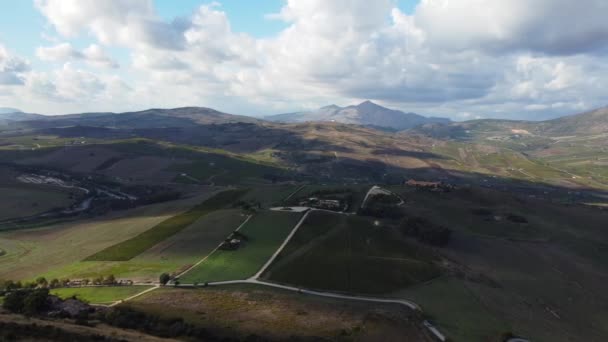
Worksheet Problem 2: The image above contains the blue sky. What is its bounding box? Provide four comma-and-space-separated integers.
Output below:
1, 1, 606, 119
0, 1, 419, 56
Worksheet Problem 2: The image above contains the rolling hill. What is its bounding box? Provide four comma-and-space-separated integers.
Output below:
266, 100, 450, 130
0, 108, 47, 123
413, 105, 608, 139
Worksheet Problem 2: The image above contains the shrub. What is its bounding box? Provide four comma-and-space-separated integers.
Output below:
159, 273, 171, 286
3, 289, 50, 315
401, 217, 452, 247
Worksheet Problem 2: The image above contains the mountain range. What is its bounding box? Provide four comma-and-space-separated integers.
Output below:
265, 100, 451, 131
2, 102, 607, 139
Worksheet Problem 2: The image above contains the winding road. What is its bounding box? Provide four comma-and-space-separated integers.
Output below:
114, 189, 446, 341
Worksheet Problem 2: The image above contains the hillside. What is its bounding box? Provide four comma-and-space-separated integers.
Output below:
535, 106, 608, 136
0, 108, 45, 123
6, 107, 260, 130
266, 101, 450, 130
413, 105, 608, 139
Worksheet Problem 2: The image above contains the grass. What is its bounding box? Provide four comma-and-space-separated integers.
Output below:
50, 286, 153, 305
264, 211, 440, 294
238, 185, 299, 207
40, 209, 248, 282
0, 185, 76, 222
0, 194, 214, 281
85, 189, 248, 261
395, 277, 509, 342
179, 210, 303, 283
126, 285, 428, 341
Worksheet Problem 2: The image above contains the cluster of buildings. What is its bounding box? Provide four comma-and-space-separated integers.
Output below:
405, 179, 455, 192
299, 197, 342, 210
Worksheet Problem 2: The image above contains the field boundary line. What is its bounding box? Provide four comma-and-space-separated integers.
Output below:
283, 185, 305, 202
109, 285, 160, 307
173, 214, 253, 280
250, 210, 311, 279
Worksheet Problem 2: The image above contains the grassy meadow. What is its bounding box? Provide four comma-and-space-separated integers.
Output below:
51, 286, 153, 305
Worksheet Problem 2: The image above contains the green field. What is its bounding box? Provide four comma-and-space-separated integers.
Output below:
395, 277, 509, 342
263, 211, 440, 294
40, 209, 248, 282
85, 189, 247, 261
0, 194, 213, 281
179, 210, 303, 283
51, 286, 153, 305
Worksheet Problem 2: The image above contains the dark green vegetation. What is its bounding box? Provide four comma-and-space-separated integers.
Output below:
85, 189, 247, 261
180, 210, 303, 283
2, 288, 50, 316
264, 211, 441, 294
0, 320, 126, 342
384, 185, 608, 342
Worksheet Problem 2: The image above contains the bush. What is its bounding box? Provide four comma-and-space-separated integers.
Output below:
159, 273, 171, 286
3, 289, 50, 315
401, 217, 452, 247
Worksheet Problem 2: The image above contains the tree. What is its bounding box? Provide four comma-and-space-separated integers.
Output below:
104, 274, 116, 285
49, 278, 60, 288
159, 273, 171, 286
3, 289, 50, 315
3, 290, 28, 313
3, 280, 18, 291
36, 277, 48, 288
23, 289, 49, 315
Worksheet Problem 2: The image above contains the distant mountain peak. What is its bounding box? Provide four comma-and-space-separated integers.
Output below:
356, 100, 383, 108
0, 107, 22, 114
320, 104, 341, 110
266, 101, 450, 130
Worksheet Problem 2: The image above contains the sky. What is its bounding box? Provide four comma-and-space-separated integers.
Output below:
1, 0, 608, 120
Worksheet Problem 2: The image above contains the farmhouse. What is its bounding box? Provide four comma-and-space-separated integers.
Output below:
220, 238, 242, 250
299, 197, 342, 210
405, 179, 454, 192
318, 199, 341, 209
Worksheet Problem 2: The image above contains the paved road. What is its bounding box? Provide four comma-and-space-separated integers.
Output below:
116, 204, 446, 340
